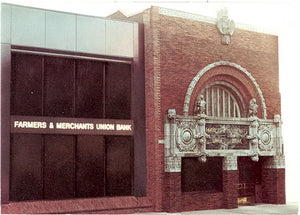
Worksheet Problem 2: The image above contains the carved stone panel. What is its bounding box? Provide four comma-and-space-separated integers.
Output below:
175, 119, 197, 152
206, 124, 249, 150
258, 124, 274, 151
216, 8, 235, 45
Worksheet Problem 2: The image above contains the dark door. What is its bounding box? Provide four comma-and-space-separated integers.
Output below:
238, 157, 262, 205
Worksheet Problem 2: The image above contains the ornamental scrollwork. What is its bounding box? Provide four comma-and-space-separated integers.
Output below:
247, 98, 260, 161
175, 119, 197, 152
194, 100, 210, 162
216, 8, 235, 45
168, 109, 177, 119
258, 124, 273, 151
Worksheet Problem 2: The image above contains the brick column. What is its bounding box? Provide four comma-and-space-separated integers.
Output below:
262, 156, 286, 204
163, 172, 182, 212
222, 156, 238, 209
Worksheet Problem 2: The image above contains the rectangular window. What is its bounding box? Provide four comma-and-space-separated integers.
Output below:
181, 157, 223, 193
105, 63, 131, 119
106, 136, 133, 196
10, 53, 133, 201
76, 135, 105, 198
10, 134, 43, 201
44, 135, 76, 200
11, 53, 43, 115
44, 57, 75, 117
76, 60, 104, 118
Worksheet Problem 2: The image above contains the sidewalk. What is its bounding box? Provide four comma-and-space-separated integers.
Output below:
139, 202, 298, 215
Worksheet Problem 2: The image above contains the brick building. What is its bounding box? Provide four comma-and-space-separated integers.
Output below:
1, 4, 285, 214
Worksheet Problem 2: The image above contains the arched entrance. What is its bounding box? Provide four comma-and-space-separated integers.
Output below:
195, 79, 262, 204
164, 61, 284, 211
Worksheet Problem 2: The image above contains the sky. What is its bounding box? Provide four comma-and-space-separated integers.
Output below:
1, 0, 300, 204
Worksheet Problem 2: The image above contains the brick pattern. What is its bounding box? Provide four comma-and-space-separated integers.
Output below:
146, 7, 282, 212
223, 170, 239, 209
143, 7, 164, 212
262, 168, 286, 204
163, 172, 182, 212
1, 196, 152, 214
163, 172, 224, 212
183, 192, 224, 211
158, 12, 280, 119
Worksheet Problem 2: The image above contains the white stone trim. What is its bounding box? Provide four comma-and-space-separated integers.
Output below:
264, 155, 285, 169
159, 7, 216, 25
158, 139, 164, 144
158, 7, 277, 35
223, 156, 238, 171
165, 156, 181, 172
183, 61, 267, 119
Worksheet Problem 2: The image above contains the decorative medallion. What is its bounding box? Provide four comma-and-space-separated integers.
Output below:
175, 120, 197, 152
216, 8, 235, 45
258, 125, 273, 151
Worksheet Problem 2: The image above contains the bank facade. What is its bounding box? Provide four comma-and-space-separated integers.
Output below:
1, 4, 285, 214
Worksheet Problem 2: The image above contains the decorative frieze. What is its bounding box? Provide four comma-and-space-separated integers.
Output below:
164, 108, 281, 172
164, 90, 283, 172
206, 124, 248, 150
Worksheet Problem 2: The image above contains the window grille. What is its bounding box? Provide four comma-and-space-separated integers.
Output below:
197, 82, 245, 118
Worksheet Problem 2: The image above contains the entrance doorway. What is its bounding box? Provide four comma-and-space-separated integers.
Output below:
238, 157, 263, 205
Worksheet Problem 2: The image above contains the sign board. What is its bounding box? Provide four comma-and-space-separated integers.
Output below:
11, 115, 134, 136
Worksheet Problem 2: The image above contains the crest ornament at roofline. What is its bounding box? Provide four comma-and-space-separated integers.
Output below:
216, 8, 235, 45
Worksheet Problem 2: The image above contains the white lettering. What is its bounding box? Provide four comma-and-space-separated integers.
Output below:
116, 124, 132, 131
56, 122, 94, 130
14, 121, 47, 129
96, 124, 115, 130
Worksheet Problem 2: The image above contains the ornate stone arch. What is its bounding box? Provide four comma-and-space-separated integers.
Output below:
183, 61, 267, 119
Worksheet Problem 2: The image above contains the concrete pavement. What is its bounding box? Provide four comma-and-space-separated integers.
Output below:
138, 202, 298, 215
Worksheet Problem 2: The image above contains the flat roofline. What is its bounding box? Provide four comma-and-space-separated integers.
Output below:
158, 7, 278, 36
1, 2, 278, 35
1, 2, 137, 25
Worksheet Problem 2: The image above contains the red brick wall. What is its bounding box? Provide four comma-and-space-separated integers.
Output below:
262, 168, 286, 204
223, 170, 239, 209
1, 196, 152, 214
163, 172, 225, 212
143, 7, 164, 212
182, 192, 224, 211
143, 6, 282, 212
163, 173, 183, 212
158, 9, 280, 119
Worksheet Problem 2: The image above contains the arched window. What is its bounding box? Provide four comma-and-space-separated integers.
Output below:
195, 81, 246, 118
